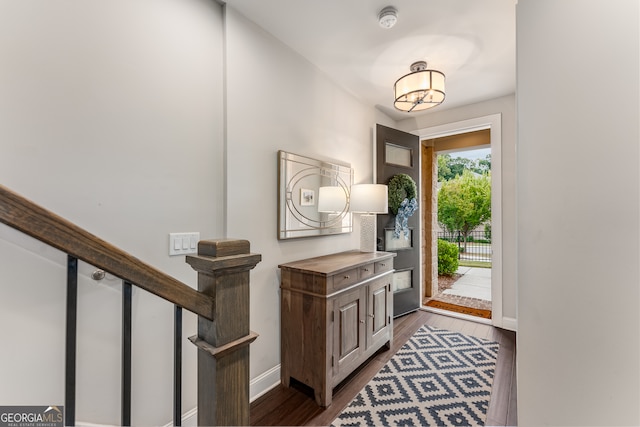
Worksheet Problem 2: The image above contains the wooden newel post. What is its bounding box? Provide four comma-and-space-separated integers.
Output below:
186, 239, 261, 426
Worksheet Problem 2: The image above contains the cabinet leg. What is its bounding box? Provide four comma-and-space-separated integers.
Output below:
315, 384, 332, 407
281, 374, 291, 388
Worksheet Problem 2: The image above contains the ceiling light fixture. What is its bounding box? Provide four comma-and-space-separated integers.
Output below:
378, 6, 398, 29
394, 61, 446, 112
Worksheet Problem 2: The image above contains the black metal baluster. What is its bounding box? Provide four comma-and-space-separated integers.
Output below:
122, 281, 132, 426
65, 256, 78, 427
174, 306, 182, 427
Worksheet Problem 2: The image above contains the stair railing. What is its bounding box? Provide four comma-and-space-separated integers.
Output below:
0, 184, 261, 426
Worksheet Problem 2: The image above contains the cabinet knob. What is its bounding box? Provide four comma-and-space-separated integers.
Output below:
359, 320, 365, 324
380, 263, 386, 267
368, 314, 374, 318
344, 275, 350, 279
363, 268, 369, 272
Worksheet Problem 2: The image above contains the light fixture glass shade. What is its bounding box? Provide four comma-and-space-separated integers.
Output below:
350, 184, 388, 214
394, 61, 445, 112
318, 186, 347, 213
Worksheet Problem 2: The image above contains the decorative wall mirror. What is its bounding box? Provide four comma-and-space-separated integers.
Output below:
278, 150, 353, 239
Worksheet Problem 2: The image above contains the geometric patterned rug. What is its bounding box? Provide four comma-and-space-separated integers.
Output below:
332, 325, 499, 426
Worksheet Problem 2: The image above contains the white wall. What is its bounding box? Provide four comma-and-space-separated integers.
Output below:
517, 1, 639, 425
224, 7, 390, 394
396, 94, 517, 323
0, 0, 224, 425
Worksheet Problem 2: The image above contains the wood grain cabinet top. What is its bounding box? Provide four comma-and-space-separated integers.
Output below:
279, 250, 395, 296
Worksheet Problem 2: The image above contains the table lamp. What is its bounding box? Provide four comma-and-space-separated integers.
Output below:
350, 184, 388, 252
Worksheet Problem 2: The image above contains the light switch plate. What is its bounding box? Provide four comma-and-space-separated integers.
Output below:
169, 232, 200, 256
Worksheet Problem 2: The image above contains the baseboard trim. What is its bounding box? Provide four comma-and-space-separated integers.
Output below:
158, 365, 281, 427
501, 316, 517, 332
76, 422, 116, 427
160, 407, 197, 427
250, 364, 281, 402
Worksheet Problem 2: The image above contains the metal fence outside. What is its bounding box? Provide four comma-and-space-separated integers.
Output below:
438, 230, 492, 263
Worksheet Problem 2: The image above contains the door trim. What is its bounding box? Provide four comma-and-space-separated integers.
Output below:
414, 114, 503, 328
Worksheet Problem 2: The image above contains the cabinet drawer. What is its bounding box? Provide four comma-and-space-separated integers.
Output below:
374, 260, 392, 274
331, 268, 359, 290
359, 263, 375, 280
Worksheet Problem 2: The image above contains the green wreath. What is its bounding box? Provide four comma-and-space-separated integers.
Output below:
388, 173, 417, 215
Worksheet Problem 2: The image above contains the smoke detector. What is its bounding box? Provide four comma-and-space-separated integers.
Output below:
378, 6, 398, 29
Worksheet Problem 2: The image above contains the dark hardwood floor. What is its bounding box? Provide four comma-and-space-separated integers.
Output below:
250, 309, 517, 426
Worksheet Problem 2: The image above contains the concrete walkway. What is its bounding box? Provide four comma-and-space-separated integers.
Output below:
442, 266, 492, 301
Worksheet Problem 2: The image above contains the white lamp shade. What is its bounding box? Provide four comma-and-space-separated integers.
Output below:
318, 186, 347, 213
350, 184, 388, 214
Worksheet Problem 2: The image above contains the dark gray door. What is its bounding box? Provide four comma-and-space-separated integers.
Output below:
376, 124, 421, 317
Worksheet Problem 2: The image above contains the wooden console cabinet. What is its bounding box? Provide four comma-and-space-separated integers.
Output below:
279, 251, 395, 406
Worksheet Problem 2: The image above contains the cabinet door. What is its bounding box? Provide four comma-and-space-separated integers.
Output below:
367, 277, 392, 350
333, 287, 365, 376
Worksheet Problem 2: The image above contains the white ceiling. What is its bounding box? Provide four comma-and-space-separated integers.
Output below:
223, 0, 516, 121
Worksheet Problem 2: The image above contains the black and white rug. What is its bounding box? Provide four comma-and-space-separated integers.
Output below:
332, 325, 499, 427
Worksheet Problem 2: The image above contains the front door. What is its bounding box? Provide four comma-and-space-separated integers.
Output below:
375, 124, 421, 317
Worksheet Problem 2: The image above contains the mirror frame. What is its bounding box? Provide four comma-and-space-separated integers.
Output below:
277, 150, 353, 240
